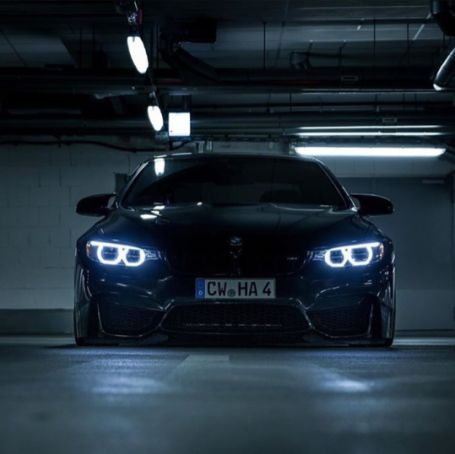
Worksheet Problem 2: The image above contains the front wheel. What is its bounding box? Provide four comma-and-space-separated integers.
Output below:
73, 304, 100, 346
368, 297, 395, 347
74, 335, 87, 346
73, 309, 89, 346
381, 337, 394, 347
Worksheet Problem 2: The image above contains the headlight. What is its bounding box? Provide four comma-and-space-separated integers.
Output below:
86, 241, 159, 267
314, 242, 384, 268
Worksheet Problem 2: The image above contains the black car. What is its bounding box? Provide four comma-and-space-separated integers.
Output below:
74, 153, 395, 346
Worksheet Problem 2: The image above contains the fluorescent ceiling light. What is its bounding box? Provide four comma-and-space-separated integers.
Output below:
169, 112, 191, 137
127, 35, 149, 74
298, 132, 442, 137
294, 146, 446, 158
298, 125, 441, 131
147, 105, 164, 132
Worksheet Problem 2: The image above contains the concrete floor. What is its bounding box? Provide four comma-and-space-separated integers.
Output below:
1, 337, 454, 454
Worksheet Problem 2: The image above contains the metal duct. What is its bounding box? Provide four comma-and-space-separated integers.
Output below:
159, 18, 219, 84
434, 48, 455, 89
160, 42, 219, 84
432, 1, 455, 90
431, 0, 455, 36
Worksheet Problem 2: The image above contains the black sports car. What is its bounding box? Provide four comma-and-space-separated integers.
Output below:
74, 153, 395, 346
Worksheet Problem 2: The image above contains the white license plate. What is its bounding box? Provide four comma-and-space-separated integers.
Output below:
195, 279, 276, 300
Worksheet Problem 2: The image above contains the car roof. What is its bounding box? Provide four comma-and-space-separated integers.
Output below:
144, 151, 321, 164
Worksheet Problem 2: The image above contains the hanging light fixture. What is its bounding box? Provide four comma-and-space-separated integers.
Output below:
127, 35, 149, 74
115, 0, 149, 74
147, 105, 164, 132
147, 94, 164, 132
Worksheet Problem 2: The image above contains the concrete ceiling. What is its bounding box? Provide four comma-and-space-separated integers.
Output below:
0, 1, 444, 69
0, 0, 454, 170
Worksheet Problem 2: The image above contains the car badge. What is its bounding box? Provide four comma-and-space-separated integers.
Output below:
229, 236, 243, 248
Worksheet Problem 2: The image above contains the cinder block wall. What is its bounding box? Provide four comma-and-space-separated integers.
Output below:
0, 143, 454, 331
0, 144, 151, 310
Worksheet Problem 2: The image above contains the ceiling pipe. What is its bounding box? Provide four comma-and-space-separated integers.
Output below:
159, 18, 435, 91
0, 67, 436, 96
432, 1, 455, 90
0, 112, 453, 133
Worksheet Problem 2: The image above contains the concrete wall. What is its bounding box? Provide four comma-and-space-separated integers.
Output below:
0, 144, 150, 311
341, 177, 455, 330
0, 143, 454, 330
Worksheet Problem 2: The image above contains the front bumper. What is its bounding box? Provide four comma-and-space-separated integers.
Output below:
74, 255, 395, 343
96, 299, 377, 341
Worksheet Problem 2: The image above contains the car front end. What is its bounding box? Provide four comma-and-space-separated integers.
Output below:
74, 154, 395, 346
74, 212, 395, 346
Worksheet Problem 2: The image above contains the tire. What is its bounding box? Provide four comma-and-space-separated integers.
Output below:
382, 297, 396, 347
73, 306, 99, 346
382, 337, 394, 347
73, 306, 123, 346
381, 313, 396, 347
73, 309, 88, 346
369, 298, 395, 347
74, 335, 87, 346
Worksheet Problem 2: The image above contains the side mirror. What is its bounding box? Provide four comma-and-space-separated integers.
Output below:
351, 193, 394, 216
76, 194, 116, 217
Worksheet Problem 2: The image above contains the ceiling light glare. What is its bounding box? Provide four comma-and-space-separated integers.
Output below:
294, 146, 446, 158
127, 35, 149, 74
154, 157, 165, 176
147, 105, 164, 132
169, 112, 191, 137
140, 214, 158, 220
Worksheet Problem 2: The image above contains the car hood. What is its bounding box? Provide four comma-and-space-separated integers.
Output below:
92, 204, 380, 250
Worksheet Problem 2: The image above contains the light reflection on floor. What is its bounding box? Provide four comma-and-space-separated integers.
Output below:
0, 336, 454, 454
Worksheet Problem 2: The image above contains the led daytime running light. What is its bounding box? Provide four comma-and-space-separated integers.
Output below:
324, 242, 381, 268
89, 241, 146, 267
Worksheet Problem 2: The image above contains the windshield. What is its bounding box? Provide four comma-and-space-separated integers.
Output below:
123, 156, 346, 208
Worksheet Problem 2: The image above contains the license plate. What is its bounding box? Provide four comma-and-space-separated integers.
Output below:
195, 279, 276, 300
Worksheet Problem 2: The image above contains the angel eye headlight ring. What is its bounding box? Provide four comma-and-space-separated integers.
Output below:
87, 241, 157, 267
323, 242, 383, 268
